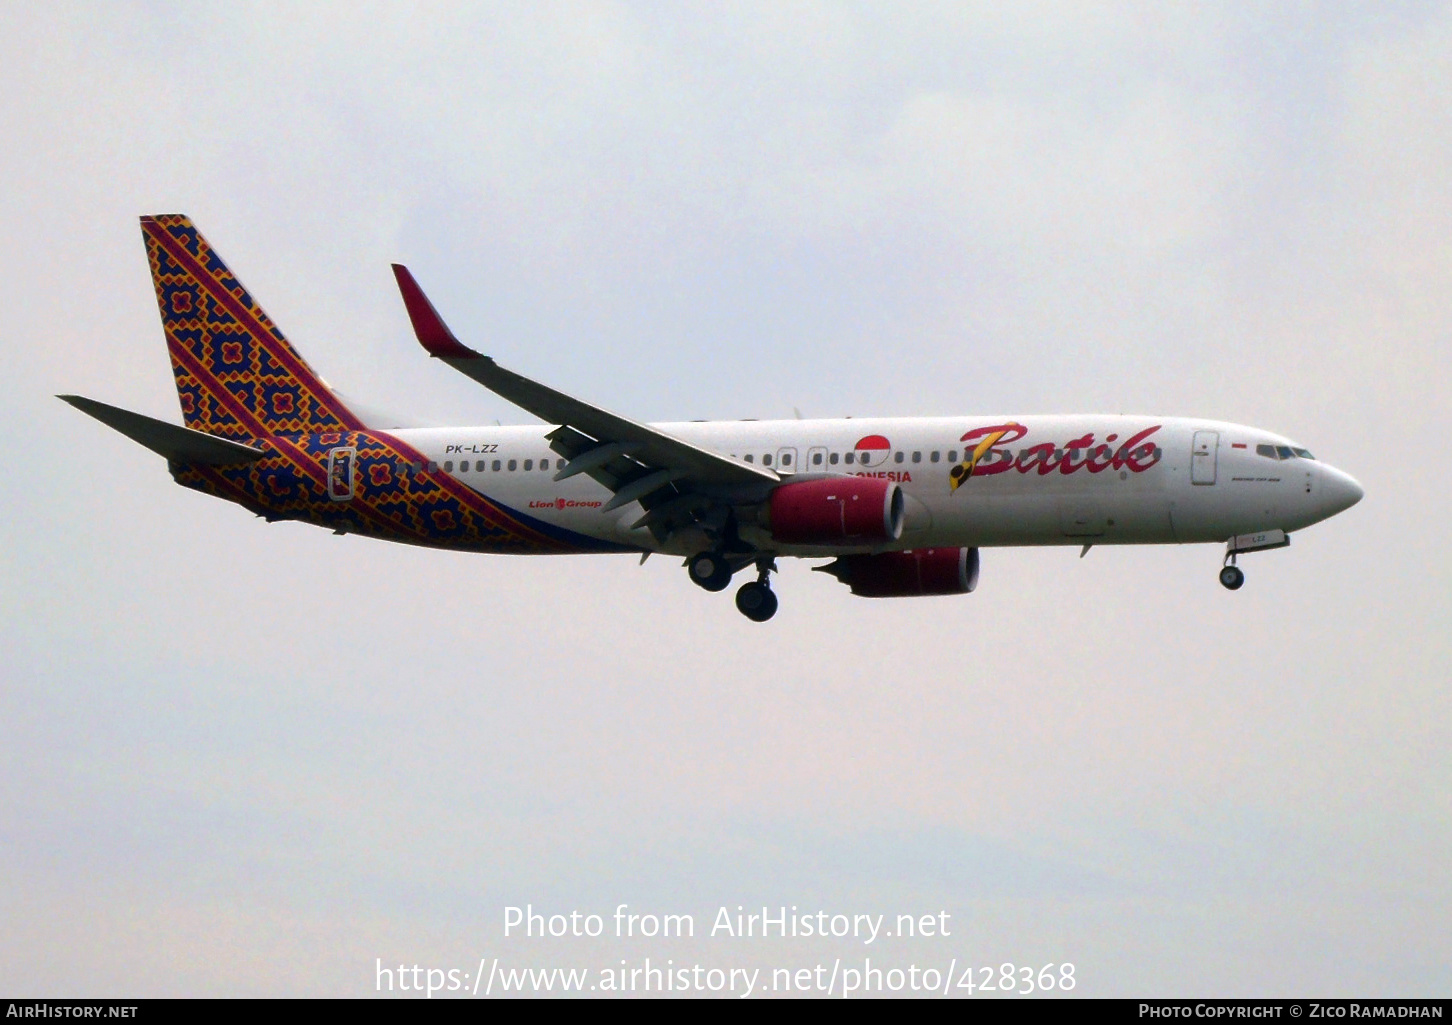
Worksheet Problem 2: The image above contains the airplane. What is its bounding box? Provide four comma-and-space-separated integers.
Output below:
61, 215, 1364, 622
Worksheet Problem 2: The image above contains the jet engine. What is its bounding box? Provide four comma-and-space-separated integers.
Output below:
765, 477, 904, 545
816, 547, 980, 597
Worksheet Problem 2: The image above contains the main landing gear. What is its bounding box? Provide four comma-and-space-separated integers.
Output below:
735, 559, 779, 622
688, 551, 778, 621
687, 551, 733, 592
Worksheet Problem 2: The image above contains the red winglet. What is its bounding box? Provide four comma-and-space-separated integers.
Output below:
391, 264, 479, 359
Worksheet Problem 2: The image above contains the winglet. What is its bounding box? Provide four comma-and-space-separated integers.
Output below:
391, 264, 479, 359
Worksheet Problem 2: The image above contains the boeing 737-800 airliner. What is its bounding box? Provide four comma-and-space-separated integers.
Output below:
62, 216, 1363, 621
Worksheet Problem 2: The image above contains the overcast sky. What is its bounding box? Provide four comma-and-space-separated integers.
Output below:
1, 1, 1448, 997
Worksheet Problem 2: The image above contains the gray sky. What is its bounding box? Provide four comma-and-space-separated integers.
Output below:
1, 1, 1447, 997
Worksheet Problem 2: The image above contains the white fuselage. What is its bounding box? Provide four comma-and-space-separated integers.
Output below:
389, 415, 1364, 558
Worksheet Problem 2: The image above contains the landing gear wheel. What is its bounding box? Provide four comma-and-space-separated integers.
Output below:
735, 581, 778, 622
1219, 565, 1245, 590
688, 552, 733, 592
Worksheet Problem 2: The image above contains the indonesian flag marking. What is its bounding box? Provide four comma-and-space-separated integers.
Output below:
854, 434, 891, 468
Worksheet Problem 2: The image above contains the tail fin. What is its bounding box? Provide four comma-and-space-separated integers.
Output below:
141, 215, 363, 439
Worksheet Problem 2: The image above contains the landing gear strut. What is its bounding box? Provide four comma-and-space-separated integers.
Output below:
735, 558, 779, 622
1218, 529, 1290, 590
688, 551, 733, 592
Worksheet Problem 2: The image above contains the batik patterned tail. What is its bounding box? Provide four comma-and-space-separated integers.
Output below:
141, 215, 364, 440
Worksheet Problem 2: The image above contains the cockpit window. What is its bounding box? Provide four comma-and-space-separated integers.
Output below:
1257, 443, 1315, 460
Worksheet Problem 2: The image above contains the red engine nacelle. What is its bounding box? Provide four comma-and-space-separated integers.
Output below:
767, 476, 904, 545
819, 547, 980, 597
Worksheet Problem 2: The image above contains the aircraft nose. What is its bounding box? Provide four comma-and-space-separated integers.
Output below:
1318, 464, 1364, 516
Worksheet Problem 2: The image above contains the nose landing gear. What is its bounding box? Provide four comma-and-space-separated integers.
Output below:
1218, 529, 1290, 590
1219, 563, 1245, 590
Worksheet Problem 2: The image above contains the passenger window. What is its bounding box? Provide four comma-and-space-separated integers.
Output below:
763, 454, 773, 466
930, 451, 941, 463
492, 459, 501, 471
829, 453, 839, 465
781, 453, 792, 466
744, 454, 754, 463
427, 461, 439, 473
475, 461, 484, 472
894, 451, 904, 463
812, 452, 823, 466
948, 450, 958, 462
540, 458, 550, 470
508, 459, 517, 471
523, 459, 533, 471
912, 451, 922, 463
844, 452, 855, 464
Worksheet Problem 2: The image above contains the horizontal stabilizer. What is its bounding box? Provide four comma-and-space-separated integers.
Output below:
58, 395, 266, 465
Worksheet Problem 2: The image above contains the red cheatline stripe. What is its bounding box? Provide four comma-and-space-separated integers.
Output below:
148, 223, 361, 431
170, 348, 552, 545
191, 463, 259, 509
269, 431, 558, 549
267, 435, 439, 542
1232, 443, 1247, 449
372, 432, 564, 548
156, 354, 419, 542
200, 451, 430, 543
166, 320, 558, 544
148, 221, 358, 427
166, 335, 273, 439
145, 224, 571, 549
391, 439, 561, 546
144, 222, 365, 431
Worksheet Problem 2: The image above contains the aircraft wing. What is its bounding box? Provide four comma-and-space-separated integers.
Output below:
391, 265, 778, 538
